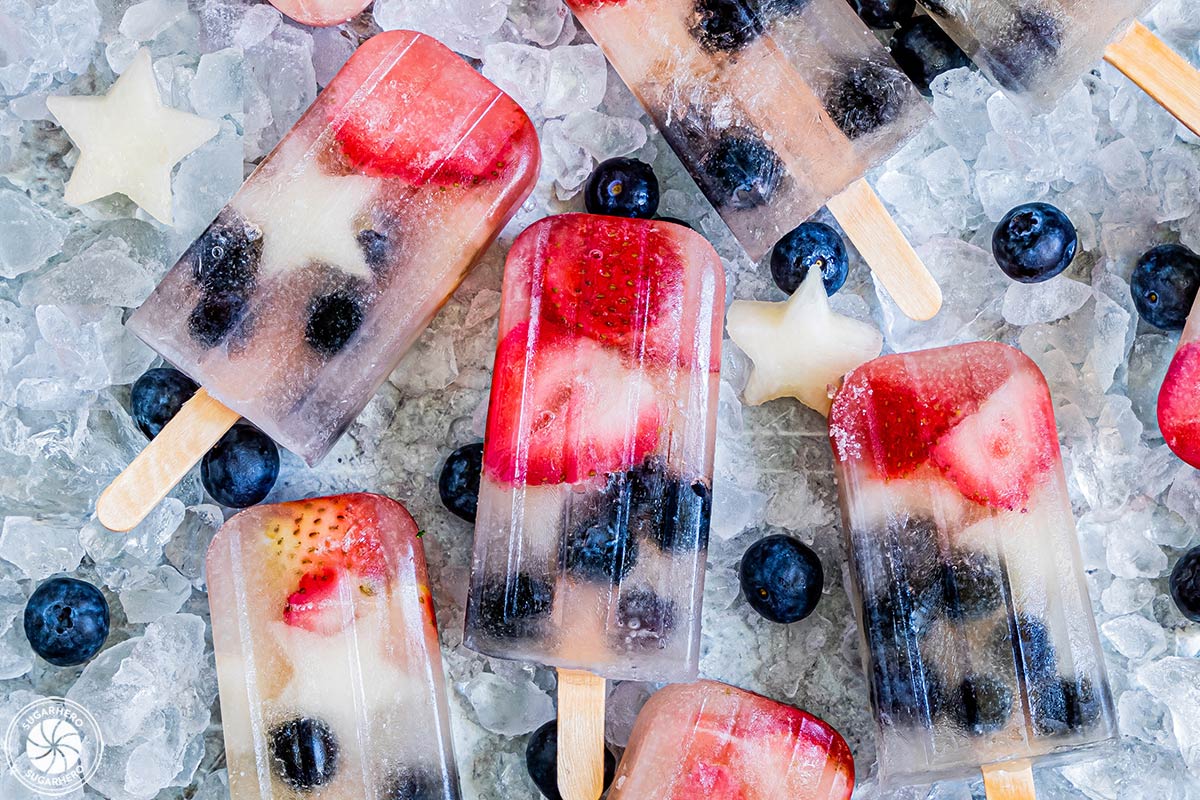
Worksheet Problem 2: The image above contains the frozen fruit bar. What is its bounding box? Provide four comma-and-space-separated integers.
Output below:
566, 0, 928, 259
609, 680, 854, 800
829, 342, 1115, 786
128, 31, 538, 464
463, 213, 723, 683
207, 493, 460, 800
268, 0, 369, 26
1159, 294, 1200, 469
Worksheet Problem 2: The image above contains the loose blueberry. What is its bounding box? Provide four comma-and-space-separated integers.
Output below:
951, 673, 1013, 736
23, 577, 110, 667
473, 573, 554, 638
889, 15, 972, 94
560, 513, 640, 583
526, 720, 616, 800
739, 535, 823, 623
584, 157, 660, 219
1130, 244, 1200, 331
941, 551, 1004, 621
130, 367, 199, 439
849, 0, 915, 28
358, 229, 390, 272
825, 62, 907, 139
384, 767, 438, 800
305, 289, 365, 356
1170, 545, 1200, 622
189, 213, 261, 294
991, 202, 1077, 283
770, 221, 849, 296
614, 588, 676, 649
269, 717, 339, 791
188, 290, 249, 348
690, 0, 766, 52
439, 442, 484, 523
986, 7, 1062, 92
655, 216, 694, 230
200, 423, 280, 508
702, 131, 784, 210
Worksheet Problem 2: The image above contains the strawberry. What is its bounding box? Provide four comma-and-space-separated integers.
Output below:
483, 322, 662, 485
265, 496, 389, 634
929, 369, 1059, 510
326, 32, 535, 184
671, 761, 746, 800
1159, 341, 1200, 469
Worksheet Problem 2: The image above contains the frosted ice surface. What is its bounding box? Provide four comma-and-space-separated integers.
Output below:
1138, 658, 1200, 775
542, 44, 606, 118
483, 43, 551, 116
0, 516, 84, 580
117, 564, 192, 623
1101, 614, 1168, 661
463, 670, 555, 736
18, 237, 158, 308
0, 188, 69, 279
1001, 276, 1092, 326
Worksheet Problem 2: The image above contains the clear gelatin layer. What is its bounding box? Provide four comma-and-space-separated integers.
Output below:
829, 342, 1115, 786
567, 0, 928, 259
609, 680, 854, 800
207, 493, 460, 800
129, 31, 539, 464
463, 214, 724, 682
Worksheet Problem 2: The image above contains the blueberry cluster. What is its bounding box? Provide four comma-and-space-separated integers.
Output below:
472, 457, 711, 650
860, 516, 1104, 738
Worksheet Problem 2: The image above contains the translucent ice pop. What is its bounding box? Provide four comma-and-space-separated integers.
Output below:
609, 680, 854, 800
567, 0, 942, 321
207, 493, 460, 800
463, 213, 723, 798
1159, 293, 1200, 469
98, 31, 538, 532
268, 0, 368, 26
917, 0, 1200, 134
829, 342, 1115, 791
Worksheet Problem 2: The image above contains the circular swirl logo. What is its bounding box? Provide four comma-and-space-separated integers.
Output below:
4, 698, 103, 796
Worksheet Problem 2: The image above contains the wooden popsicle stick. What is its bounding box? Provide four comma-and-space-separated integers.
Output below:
982, 761, 1037, 800
557, 669, 606, 800
1104, 21, 1200, 138
826, 178, 943, 322
96, 389, 240, 532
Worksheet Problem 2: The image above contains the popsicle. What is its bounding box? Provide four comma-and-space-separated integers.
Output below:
97, 31, 539, 532
463, 213, 723, 799
566, 0, 942, 322
828, 342, 1115, 793
608, 680, 855, 800
917, 1, 1200, 135
1159, 294, 1200, 469
207, 493, 461, 800
268, 0, 369, 26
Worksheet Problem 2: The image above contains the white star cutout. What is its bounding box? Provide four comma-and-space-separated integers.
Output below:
46, 48, 219, 225
231, 144, 376, 280
727, 272, 884, 416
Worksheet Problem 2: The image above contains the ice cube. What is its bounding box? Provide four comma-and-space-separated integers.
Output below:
462, 669, 555, 735
0, 516, 84, 580
0, 188, 69, 279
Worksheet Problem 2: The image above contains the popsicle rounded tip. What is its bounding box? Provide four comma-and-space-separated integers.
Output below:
95, 487, 145, 533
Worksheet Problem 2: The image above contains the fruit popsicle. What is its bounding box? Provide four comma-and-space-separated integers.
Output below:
98, 31, 538, 532
608, 680, 854, 800
829, 343, 1115, 789
567, 0, 942, 321
917, 1, 1200, 135
463, 213, 723, 799
207, 493, 460, 800
1158, 294, 1200, 469
268, 0, 368, 26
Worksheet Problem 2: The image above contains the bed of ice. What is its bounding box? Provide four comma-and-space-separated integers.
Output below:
1, 0, 1200, 797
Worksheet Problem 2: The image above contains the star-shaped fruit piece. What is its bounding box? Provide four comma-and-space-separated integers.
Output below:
727, 273, 884, 416
46, 49, 219, 225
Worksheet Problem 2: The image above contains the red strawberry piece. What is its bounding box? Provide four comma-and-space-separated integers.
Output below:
1159, 341, 1200, 469
929, 369, 1059, 510
326, 32, 535, 184
483, 321, 662, 485
671, 761, 746, 800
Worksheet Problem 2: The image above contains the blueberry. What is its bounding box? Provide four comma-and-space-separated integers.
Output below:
1130, 244, 1200, 331
473, 573, 554, 638
201, 423, 280, 508
23, 577, 109, 667
584, 158, 660, 219
992, 614, 1057, 683
986, 7, 1062, 92
770, 221, 849, 296
358, 229, 390, 272
863, 602, 942, 727
189, 213, 261, 294
525, 720, 616, 800
824, 62, 908, 139
305, 289, 365, 356
384, 767, 438, 800
130, 367, 199, 439
886, 515, 943, 602
614, 588, 676, 649
1170, 546, 1200, 622
701, 131, 784, 210
941, 551, 1004, 621
849, 0, 914, 28
189, 290, 249, 348
269, 717, 338, 790
655, 216, 694, 230
438, 442, 483, 523
889, 15, 972, 94
690, 0, 766, 52
578, 457, 711, 555
991, 202, 1078, 283
560, 513, 640, 583
1030, 676, 1104, 736
950, 673, 1013, 736
739, 535, 823, 623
